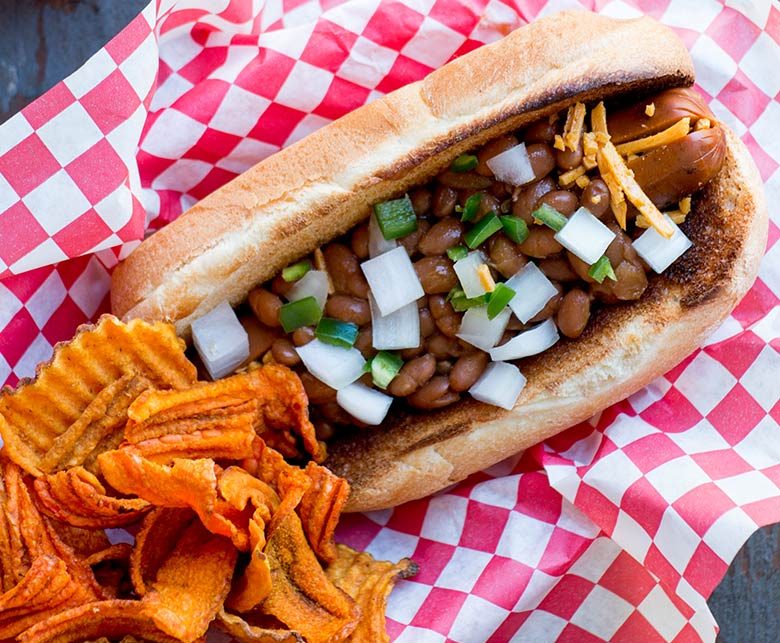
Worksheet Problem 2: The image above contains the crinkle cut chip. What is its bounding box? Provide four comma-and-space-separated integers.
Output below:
0, 316, 197, 477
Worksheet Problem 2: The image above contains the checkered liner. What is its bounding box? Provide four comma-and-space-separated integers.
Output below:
0, 0, 778, 640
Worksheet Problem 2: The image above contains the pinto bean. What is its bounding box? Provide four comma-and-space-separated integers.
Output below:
414, 257, 458, 294
354, 328, 376, 359
527, 143, 556, 180
407, 376, 460, 409
519, 227, 563, 259
240, 313, 277, 363
418, 219, 463, 256
512, 177, 556, 223
271, 338, 300, 366
557, 289, 590, 338
432, 185, 458, 218
528, 282, 563, 322
581, 178, 611, 218
292, 326, 315, 346
388, 354, 436, 397
419, 307, 436, 338
410, 187, 432, 215
351, 223, 369, 259
539, 257, 578, 282
399, 219, 430, 256
248, 288, 282, 328
555, 145, 583, 171
427, 334, 465, 359
488, 234, 527, 278
300, 372, 337, 404
523, 118, 557, 144
325, 295, 370, 326
323, 243, 369, 298
537, 190, 579, 216
476, 135, 518, 176
449, 352, 489, 392
270, 274, 294, 297
429, 295, 461, 338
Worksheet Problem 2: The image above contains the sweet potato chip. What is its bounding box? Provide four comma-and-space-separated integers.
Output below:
128, 421, 256, 464
216, 609, 303, 643
0, 316, 196, 477
17, 600, 181, 643
53, 524, 110, 559
299, 462, 349, 564
0, 555, 84, 639
33, 467, 150, 528
98, 450, 244, 549
326, 545, 418, 643
259, 512, 359, 643
142, 519, 237, 643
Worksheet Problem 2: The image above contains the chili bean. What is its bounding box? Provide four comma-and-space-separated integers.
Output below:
351, 223, 369, 259
315, 421, 335, 441
323, 243, 369, 298
537, 190, 579, 216
270, 273, 294, 297
476, 135, 518, 176
292, 326, 315, 346
437, 360, 453, 375
519, 227, 563, 259
592, 261, 647, 302
512, 177, 555, 223
506, 316, 526, 331
449, 352, 489, 392
476, 192, 501, 221
419, 307, 436, 337
248, 288, 282, 328
567, 251, 595, 283
388, 354, 436, 396
300, 372, 337, 404
432, 185, 458, 218
581, 178, 611, 218
320, 402, 352, 425
527, 143, 556, 180
438, 171, 493, 189
604, 224, 639, 267
410, 187, 432, 216
414, 257, 458, 294
325, 295, 371, 326
408, 376, 460, 410
528, 282, 563, 322
400, 345, 425, 360
240, 313, 277, 363
489, 181, 510, 200
488, 234, 527, 278
557, 289, 590, 338
555, 145, 583, 171
524, 118, 556, 144
271, 338, 300, 366
539, 257, 578, 282
429, 295, 461, 338
399, 219, 430, 257
354, 328, 376, 359
427, 334, 465, 359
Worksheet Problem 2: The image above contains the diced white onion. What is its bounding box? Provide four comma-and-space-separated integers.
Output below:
370, 295, 420, 350
453, 250, 490, 299
368, 213, 399, 258
192, 301, 249, 380
554, 207, 616, 265
489, 318, 559, 361
286, 270, 329, 309
336, 382, 393, 425
485, 142, 535, 186
456, 306, 511, 351
505, 262, 558, 323
632, 215, 693, 273
296, 339, 365, 390
361, 246, 424, 316
469, 361, 527, 410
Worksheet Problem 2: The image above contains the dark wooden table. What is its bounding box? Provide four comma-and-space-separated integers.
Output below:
1, 1, 777, 639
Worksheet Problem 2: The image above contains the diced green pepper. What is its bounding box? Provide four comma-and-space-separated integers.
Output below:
464, 213, 503, 249
487, 283, 516, 319
282, 259, 312, 282
279, 297, 322, 333
370, 351, 404, 389
446, 246, 469, 262
315, 317, 359, 349
461, 192, 482, 222
532, 203, 568, 232
500, 216, 529, 244
588, 256, 617, 283
374, 196, 418, 240
450, 154, 478, 173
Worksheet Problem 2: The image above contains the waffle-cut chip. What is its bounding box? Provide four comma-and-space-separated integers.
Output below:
142, 519, 236, 643
124, 365, 322, 462
0, 555, 84, 640
0, 316, 196, 477
216, 609, 303, 642
299, 462, 350, 564
16, 600, 182, 643
326, 545, 418, 643
82, 544, 134, 568
259, 512, 359, 643
33, 467, 150, 528
98, 450, 244, 549
53, 524, 110, 560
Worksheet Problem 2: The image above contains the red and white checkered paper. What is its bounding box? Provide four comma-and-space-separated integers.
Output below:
0, 0, 778, 640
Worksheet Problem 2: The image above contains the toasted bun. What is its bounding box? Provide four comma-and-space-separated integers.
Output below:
111, 11, 768, 512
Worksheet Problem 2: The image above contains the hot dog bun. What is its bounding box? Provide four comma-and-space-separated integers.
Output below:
111, 11, 767, 512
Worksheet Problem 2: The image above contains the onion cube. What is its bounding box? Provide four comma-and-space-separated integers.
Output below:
485, 143, 535, 186
361, 246, 424, 316
632, 215, 693, 273
337, 382, 393, 425
457, 306, 511, 351
370, 295, 420, 350
369, 213, 399, 258
192, 301, 249, 380
296, 339, 365, 390
453, 250, 490, 299
554, 207, 616, 265
489, 318, 559, 361
286, 270, 329, 309
505, 262, 559, 323
469, 362, 527, 410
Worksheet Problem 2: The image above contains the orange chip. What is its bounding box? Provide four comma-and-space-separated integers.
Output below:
0, 555, 85, 640
142, 519, 237, 643
52, 524, 110, 560
16, 600, 181, 643
326, 544, 418, 643
98, 449, 244, 549
259, 512, 359, 643
33, 467, 150, 528
299, 461, 350, 564
0, 316, 196, 477
216, 609, 303, 642
82, 543, 134, 568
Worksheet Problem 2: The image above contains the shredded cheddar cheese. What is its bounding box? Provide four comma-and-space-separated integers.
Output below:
583, 132, 599, 158
559, 164, 588, 187
591, 101, 608, 136
314, 247, 335, 294
679, 197, 691, 215
645, 103, 656, 117
575, 174, 591, 189
599, 169, 628, 230
615, 117, 691, 156
637, 211, 686, 228
562, 103, 586, 152
583, 155, 598, 170
477, 264, 496, 292
553, 135, 566, 151
598, 141, 675, 238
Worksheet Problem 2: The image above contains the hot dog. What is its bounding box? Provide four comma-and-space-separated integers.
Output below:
110, 11, 767, 512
